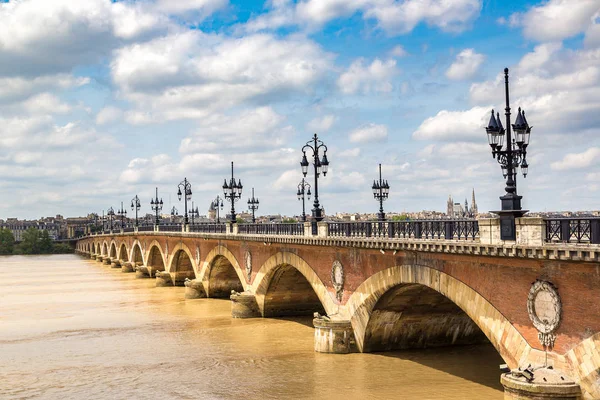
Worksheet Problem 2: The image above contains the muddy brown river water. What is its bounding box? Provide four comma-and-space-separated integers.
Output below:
0, 255, 504, 399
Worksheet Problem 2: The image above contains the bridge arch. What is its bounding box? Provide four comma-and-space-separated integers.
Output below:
118, 243, 129, 262
145, 241, 166, 276
130, 241, 144, 266
346, 264, 529, 368
199, 245, 246, 297
253, 252, 335, 317
109, 241, 117, 259
167, 243, 197, 286
102, 241, 109, 256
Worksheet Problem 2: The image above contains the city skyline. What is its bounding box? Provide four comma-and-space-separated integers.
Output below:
0, 0, 599, 219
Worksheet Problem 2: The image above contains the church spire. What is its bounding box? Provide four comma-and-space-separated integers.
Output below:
471, 188, 478, 216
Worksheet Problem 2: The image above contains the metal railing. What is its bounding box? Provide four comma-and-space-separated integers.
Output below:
137, 226, 154, 232
238, 223, 304, 236
189, 223, 226, 233
327, 220, 479, 240
159, 224, 182, 232
545, 218, 600, 244
123, 227, 135, 233
102, 229, 111, 234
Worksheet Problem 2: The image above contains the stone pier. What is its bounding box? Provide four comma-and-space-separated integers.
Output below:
230, 291, 260, 318
313, 316, 356, 354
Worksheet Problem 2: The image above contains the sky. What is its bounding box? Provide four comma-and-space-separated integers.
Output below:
1, 0, 599, 220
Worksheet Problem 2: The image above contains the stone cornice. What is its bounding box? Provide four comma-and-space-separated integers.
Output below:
82, 232, 600, 263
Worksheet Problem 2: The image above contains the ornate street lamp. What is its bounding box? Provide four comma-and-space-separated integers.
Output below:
117, 202, 127, 229
297, 178, 311, 222
150, 187, 163, 225
485, 68, 532, 240
131, 195, 141, 227
247, 188, 259, 223
301, 133, 329, 234
107, 207, 115, 231
212, 195, 224, 223
190, 202, 199, 225
223, 161, 243, 223
177, 178, 192, 226
372, 164, 390, 221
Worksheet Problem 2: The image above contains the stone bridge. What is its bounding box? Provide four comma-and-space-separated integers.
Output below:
75, 218, 600, 399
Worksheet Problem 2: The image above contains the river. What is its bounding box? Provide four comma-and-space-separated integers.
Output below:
0, 255, 504, 399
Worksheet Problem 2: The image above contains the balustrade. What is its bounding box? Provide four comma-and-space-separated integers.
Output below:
545, 218, 600, 244
238, 223, 304, 236
189, 224, 226, 234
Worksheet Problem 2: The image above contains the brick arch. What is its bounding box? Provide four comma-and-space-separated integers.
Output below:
145, 240, 166, 273
130, 240, 144, 265
118, 242, 129, 262
253, 252, 337, 317
167, 242, 197, 286
102, 241, 109, 256
345, 264, 530, 369
199, 245, 247, 295
109, 241, 117, 259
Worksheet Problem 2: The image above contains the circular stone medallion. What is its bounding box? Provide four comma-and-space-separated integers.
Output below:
527, 280, 561, 348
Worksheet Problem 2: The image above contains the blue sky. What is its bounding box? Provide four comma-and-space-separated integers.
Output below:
0, 0, 599, 220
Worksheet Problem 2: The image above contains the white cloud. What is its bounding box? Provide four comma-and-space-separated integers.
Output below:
445, 48, 485, 81
412, 106, 490, 141
364, 0, 482, 34
349, 123, 388, 143
96, 106, 124, 125
154, 0, 228, 16
307, 115, 336, 132
338, 58, 398, 94
551, 148, 600, 171
0, 74, 89, 104
179, 107, 293, 152
244, 0, 482, 35
389, 45, 408, 57
510, 0, 600, 42
112, 32, 333, 122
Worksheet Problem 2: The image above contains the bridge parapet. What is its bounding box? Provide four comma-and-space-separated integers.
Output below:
83, 216, 600, 262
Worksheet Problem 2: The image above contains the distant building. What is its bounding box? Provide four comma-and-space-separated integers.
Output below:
447, 189, 478, 218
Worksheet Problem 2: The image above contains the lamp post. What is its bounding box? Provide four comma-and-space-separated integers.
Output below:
177, 178, 192, 226
117, 201, 127, 229
297, 178, 311, 222
485, 67, 531, 240
131, 195, 141, 227
107, 207, 115, 231
300, 133, 329, 235
190, 202, 199, 225
372, 164, 390, 221
212, 195, 224, 223
150, 187, 163, 225
247, 188, 259, 223
223, 161, 243, 223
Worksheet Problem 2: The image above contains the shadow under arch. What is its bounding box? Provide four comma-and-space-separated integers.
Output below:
102, 242, 108, 256
118, 243, 129, 262
199, 245, 247, 297
253, 252, 335, 318
167, 243, 196, 286
109, 242, 117, 259
130, 241, 144, 266
345, 264, 530, 369
146, 241, 166, 276
205, 255, 244, 298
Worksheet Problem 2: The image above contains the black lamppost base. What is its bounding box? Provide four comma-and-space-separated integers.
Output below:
492, 195, 529, 240
377, 212, 386, 221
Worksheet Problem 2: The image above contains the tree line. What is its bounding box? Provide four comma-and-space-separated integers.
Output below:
0, 228, 74, 255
